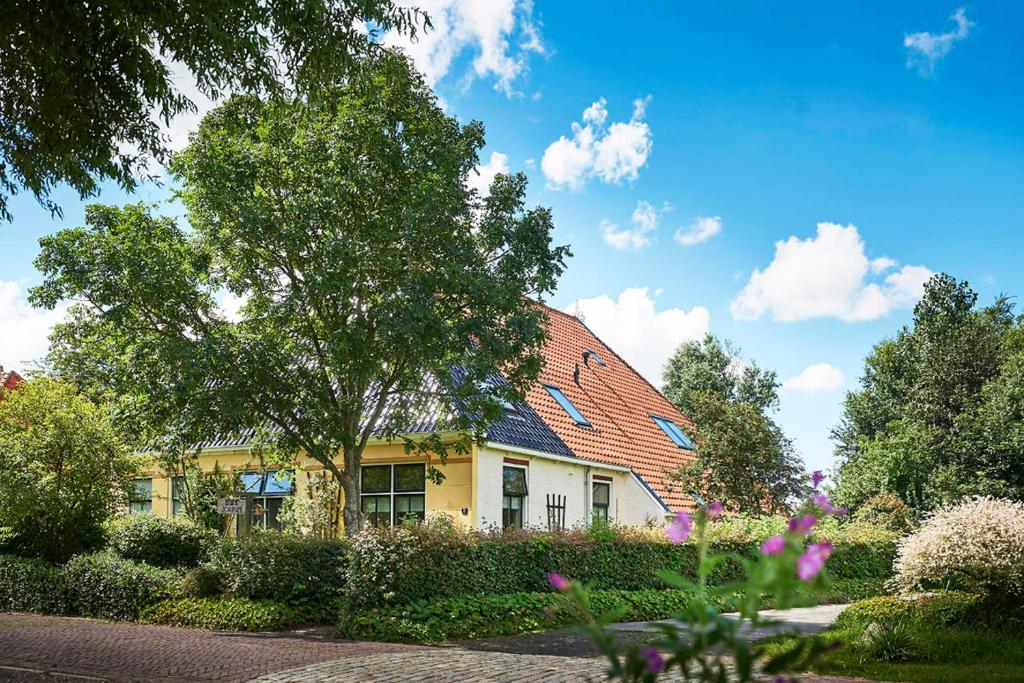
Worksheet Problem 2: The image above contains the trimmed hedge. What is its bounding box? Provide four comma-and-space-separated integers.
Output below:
0, 554, 67, 613
337, 588, 695, 643
834, 592, 985, 630
344, 524, 897, 610
140, 597, 297, 631
63, 552, 178, 620
208, 530, 348, 622
1, 552, 175, 621
106, 514, 214, 568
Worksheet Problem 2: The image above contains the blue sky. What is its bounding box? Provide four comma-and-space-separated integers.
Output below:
3, 2, 1023, 474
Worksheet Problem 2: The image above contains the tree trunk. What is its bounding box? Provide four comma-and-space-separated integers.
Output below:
339, 464, 360, 540
340, 448, 362, 537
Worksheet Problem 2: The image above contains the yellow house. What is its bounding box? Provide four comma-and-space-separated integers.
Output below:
130, 306, 700, 531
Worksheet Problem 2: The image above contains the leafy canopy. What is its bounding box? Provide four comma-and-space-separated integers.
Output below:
0, 0, 425, 221
662, 334, 806, 513
834, 273, 1024, 511
32, 51, 570, 534
0, 378, 137, 562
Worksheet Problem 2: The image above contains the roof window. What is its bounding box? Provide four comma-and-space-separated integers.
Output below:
543, 384, 591, 427
652, 416, 696, 450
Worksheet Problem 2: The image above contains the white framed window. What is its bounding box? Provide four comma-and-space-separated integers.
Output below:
171, 476, 185, 517
360, 463, 426, 527
592, 481, 611, 523
129, 478, 152, 514
238, 470, 294, 530
502, 465, 528, 529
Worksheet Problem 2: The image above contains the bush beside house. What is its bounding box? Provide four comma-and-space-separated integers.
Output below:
343, 522, 897, 611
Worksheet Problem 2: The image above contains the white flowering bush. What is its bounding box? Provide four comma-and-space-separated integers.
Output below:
891, 496, 1024, 596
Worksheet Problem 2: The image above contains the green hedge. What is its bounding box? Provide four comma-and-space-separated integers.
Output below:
0, 554, 67, 613
345, 525, 897, 609
337, 588, 695, 643
62, 552, 178, 620
140, 597, 297, 631
208, 530, 348, 622
106, 514, 215, 568
834, 592, 985, 630
1, 552, 175, 621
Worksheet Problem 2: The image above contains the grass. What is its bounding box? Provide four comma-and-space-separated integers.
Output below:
758, 620, 1024, 682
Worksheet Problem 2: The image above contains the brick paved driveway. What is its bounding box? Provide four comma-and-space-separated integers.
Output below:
0, 613, 421, 682
0, 612, 885, 683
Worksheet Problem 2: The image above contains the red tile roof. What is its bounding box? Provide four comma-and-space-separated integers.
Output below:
524, 305, 697, 511
0, 366, 24, 394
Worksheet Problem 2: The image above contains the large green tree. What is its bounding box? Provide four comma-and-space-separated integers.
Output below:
1, 0, 426, 221
833, 273, 1022, 511
0, 378, 137, 562
662, 334, 806, 514
32, 52, 569, 534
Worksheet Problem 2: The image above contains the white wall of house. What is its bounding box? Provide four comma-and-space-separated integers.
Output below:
475, 444, 667, 529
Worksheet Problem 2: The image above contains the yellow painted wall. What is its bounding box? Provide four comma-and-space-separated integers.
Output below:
133, 440, 477, 529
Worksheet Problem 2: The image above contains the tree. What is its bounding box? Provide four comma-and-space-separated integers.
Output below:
833, 273, 1021, 511
662, 334, 806, 513
678, 393, 806, 515
32, 51, 570, 535
663, 334, 779, 415
0, 378, 137, 562
1, 1, 426, 222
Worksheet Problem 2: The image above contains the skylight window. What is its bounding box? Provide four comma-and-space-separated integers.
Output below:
652, 416, 696, 450
543, 384, 591, 426
584, 349, 607, 367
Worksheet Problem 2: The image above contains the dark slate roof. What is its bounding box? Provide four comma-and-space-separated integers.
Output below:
191, 370, 573, 458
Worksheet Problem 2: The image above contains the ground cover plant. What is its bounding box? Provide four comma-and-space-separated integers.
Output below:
759, 592, 1024, 683
556, 472, 857, 682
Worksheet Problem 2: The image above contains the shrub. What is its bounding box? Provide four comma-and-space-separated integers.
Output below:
860, 620, 917, 663
140, 597, 297, 631
891, 496, 1024, 597
176, 564, 225, 598
344, 522, 897, 609
337, 589, 695, 643
835, 592, 985, 631
0, 554, 67, 613
854, 492, 916, 533
209, 530, 347, 622
106, 514, 215, 568
61, 552, 176, 620
0, 379, 137, 562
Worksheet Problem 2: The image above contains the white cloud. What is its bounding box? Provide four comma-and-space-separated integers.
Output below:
783, 363, 845, 394
162, 59, 220, 152
674, 216, 723, 246
0, 281, 68, 373
869, 256, 898, 274
601, 200, 662, 251
541, 96, 653, 190
567, 287, 710, 384
467, 151, 510, 197
904, 8, 973, 76
382, 0, 542, 96
730, 222, 933, 322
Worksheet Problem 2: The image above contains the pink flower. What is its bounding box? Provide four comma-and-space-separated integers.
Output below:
788, 514, 817, 536
707, 501, 724, 520
811, 470, 825, 488
640, 647, 665, 674
797, 542, 833, 581
813, 493, 846, 516
761, 535, 785, 555
547, 572, 570, 592
665, 511, 693, 544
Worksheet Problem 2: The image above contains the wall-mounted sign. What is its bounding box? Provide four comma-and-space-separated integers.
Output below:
217, 498, 246, 515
